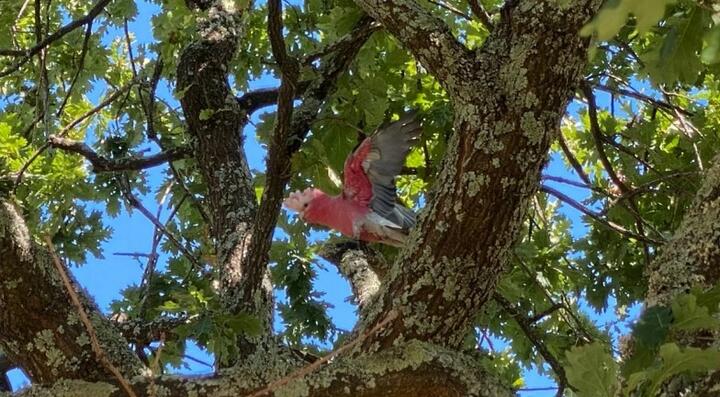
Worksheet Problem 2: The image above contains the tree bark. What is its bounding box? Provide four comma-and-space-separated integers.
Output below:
10, 341, 511, 397
0, 199, 142, 385
351, 0, 603, 350
626, 155, 720, 396
0, 0, 612, 394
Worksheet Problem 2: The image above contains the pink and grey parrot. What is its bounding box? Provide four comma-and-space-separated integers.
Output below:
283, 111, 421, 247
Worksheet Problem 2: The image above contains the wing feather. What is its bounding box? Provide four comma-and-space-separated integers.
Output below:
342, 111, 421, 230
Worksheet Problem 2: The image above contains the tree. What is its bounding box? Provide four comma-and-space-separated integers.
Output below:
1, 0, 719, 395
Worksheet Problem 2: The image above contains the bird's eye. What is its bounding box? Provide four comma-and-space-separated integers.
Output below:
303, 203, 308, 208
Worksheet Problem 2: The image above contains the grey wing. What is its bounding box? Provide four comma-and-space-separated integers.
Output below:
363, 111, 422, 230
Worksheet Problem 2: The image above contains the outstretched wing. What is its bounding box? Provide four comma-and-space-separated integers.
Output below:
343, 111, 421, 229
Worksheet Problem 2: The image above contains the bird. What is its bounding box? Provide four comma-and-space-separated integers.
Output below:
283, 111, 422, 247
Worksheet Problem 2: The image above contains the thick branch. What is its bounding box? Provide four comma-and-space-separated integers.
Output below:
646, 156, 720, 306
13, 341, 512, 397
0, 199, 142, 384
114, 316, 189, 345
47, 135, 190, 172
218, 0, 301, 350
221, 15, 376, 348
350, 0, 475, 97
236, 82, 310, 115
176, 1, 257, 297
318, 241, 384, 310
354, 0, 603, 351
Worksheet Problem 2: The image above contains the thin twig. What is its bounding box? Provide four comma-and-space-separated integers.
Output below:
113, 252, 152, 258
11, 0, 33, 47
0, 0, 111, 57
57, 21, 93, 116
118, 178, 203, 271
183, 353, 213, 368
468, 0, 493, 30
495, 294, 569, 397
528, 303, 563, 324
246, 310, 398, 397
427, 0, 472, 20
541, 185, 664, 244
582, 83, 656, 263
480, 329, 495, 352
13, 78, 137, 190
594, 83, 693, 117
44, 236, 138, 397
557, 130, 592, 186
0, 0, 111, 78
138, 190, 186, 319
604, 171, 697, 211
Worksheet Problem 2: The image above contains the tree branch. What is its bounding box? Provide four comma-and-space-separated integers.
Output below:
176, 0, 258, 303
114, 316, 190, 346
468, 0, 494, 30
594, 83, 693, 117
351, 0, 605, 351
350, 0, 475, 97
217, 0, 302, 355
0, 199, 142, 384
318, 241, 385, 310
220, 14, 377, 357
47, 135, 191, 172
426, 0, 472, 21
494, 293, 569, 397
44, 237, 138, 397
645, 155, 720, 306
541, 184, 664, 244
235, 82, 310, 115
14, 78, 138, 190
56, 21, 93, 117
582, 82, 656, 263
0, 0, 111, 78
12, 340, 512, 397
557, 130, 592, 186
117, 178, 203, 272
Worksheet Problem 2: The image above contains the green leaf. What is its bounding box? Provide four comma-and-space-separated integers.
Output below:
627, 343, 720, 395
199, 109, 215, 121
694, 284, 720, 313
642, 6, 711, 84
565, 342, 619, 397
581, 0, 676, 41
702, 25, 720, 64
225, 313, 263, 336
622, 303, 672, 376
671, 294, 720, 331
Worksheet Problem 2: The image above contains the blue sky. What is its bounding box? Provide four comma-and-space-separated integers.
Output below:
4, 1, 644, 395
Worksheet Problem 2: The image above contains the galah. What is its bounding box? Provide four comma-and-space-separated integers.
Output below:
283, 111, 422, 247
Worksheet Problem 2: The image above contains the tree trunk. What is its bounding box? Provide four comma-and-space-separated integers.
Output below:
0, 0, 613, 395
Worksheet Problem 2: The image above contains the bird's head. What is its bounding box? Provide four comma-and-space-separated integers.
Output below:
283, 187, 324, 219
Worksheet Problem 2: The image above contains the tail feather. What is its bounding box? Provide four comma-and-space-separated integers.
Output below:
364, 211, 411, 247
